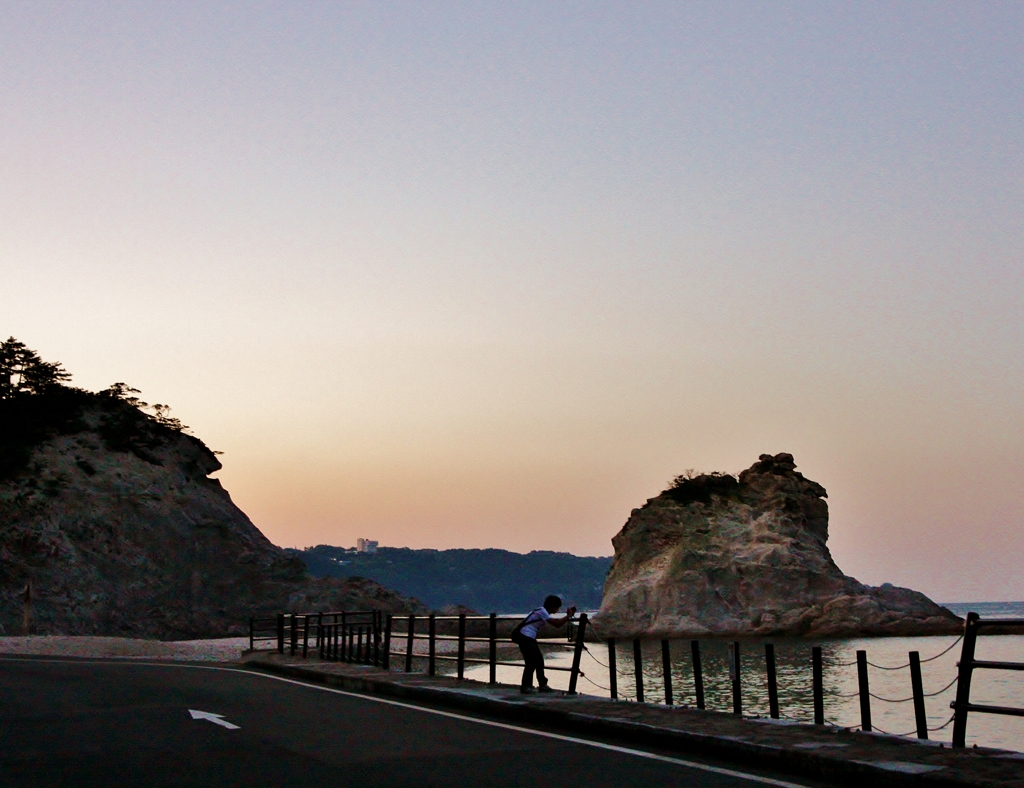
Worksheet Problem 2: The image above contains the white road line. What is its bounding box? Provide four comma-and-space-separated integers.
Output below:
0, 657, 809, 787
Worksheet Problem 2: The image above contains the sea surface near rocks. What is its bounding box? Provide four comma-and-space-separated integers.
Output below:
0, 636, 249, 661
464, 602, 1024, 753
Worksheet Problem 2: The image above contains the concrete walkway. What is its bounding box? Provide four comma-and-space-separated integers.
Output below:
244, 652, 1024, 788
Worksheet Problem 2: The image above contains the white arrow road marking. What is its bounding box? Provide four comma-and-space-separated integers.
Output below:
188, 709, 240, 730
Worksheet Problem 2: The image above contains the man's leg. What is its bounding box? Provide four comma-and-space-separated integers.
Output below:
533, 641, 548, 688
518, 641, 535, 689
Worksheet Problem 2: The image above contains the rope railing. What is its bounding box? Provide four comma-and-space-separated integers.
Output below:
866, 635, 964, 670
835, 634, 964, 669
571, 622, 984, 745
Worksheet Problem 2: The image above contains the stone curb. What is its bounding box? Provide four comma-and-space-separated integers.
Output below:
243, 658, 982, 788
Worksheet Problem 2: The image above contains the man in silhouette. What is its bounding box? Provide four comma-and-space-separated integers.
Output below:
514, 595, 576, 693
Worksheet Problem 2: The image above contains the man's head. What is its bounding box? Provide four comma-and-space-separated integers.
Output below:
543, 595, 562, 613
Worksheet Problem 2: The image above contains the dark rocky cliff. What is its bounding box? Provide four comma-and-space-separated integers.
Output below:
0, 386, 424, 638
595, 453, 962, 639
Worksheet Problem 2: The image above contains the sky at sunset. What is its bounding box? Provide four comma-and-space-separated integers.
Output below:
2, 2, 1021, 602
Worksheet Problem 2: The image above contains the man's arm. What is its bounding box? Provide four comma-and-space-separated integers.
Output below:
547, 606, 578, 628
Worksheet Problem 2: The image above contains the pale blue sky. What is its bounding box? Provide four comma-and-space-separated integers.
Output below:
2, 2, 1021, 600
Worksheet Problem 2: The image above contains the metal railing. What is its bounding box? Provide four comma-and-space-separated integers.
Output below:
951, 611, 1024, 747
250, 610, 590, 694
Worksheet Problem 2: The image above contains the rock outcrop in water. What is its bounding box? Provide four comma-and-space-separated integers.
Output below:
595, 453, 961, 639
0, 375, 424, 639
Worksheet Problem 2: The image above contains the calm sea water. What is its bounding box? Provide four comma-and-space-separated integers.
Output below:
463, 602, 1024, 752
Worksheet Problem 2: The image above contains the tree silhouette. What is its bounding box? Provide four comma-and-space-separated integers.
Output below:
0, 337, 71, 399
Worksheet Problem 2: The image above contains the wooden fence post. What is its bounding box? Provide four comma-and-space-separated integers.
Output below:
567, 614, 588, 695
488, 613, 497, 685
405, 615, 416, 673
382, 614, 392, 670
428, 613, 437, 677
910, 651, 928, 740
633, 639, 644, 703
607, 638, 618, 700
691, 641, 705, 710
730, 642, 742, 715
856, 650, 872, 732
812, 646, 824, 725
457, 613, 467, 680
765, 643, 780, 719
952, 613, 980, 747
661, 640, 673, 705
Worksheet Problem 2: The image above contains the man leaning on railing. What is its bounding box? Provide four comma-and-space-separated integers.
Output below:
510, 596, 577, 694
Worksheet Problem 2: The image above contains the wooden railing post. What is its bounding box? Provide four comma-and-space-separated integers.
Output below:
302, 616, 310, 659
952, 612, 980, 747
382, 614, 393, 670
691, 640, 705, 709
812, 646, 824, 725
730, 642, 742, 715
567, 613, 588, 695
428, 613, 437, 676
765, 643, 780, 719
342, 612, 349, 662
405, 615, 416, 673
910, 651, 928, 739
661, 640, 673, 705
633, 639, 644, 702
290, 614, 298, 656
457, 613, 467, 680
856, 650, 872, 732
488, 613, 497, 685
277, 613, 285, 654
607, 637, 618, 700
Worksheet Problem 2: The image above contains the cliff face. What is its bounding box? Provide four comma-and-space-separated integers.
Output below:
0, 389, 424, 638
595, 453, 961, 639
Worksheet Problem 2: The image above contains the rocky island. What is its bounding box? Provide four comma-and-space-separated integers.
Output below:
0, 338, 424, 639
595, 453, 961, 639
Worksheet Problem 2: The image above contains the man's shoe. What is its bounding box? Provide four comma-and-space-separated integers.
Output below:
520, 686, 535, 694
537, 685, 555, 693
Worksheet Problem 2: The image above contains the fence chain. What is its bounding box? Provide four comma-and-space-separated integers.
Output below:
865, 635, 964, 670
922, 675, 959, 698
580, 673, 613, 693
870, 722, 923, 737
582, 644, 611, 669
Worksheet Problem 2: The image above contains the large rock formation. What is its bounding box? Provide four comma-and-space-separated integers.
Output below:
595, 453, 961, 638
0, 386, 425, 639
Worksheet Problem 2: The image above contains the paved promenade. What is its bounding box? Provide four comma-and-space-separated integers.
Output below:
246, 652, 1024, 788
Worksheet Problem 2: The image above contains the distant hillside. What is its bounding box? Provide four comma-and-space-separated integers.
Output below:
286, 546, 613, 613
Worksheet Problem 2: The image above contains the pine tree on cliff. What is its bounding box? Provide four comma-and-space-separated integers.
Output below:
0, 337, 72, 398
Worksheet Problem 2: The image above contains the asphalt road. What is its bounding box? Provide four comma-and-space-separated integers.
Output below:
0, 657, 812, 787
